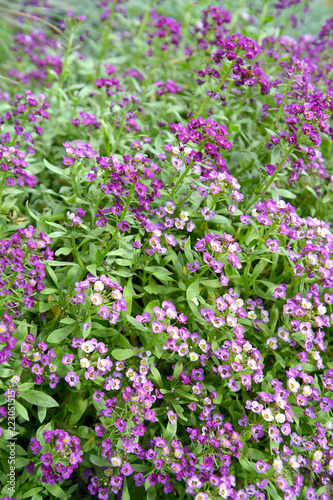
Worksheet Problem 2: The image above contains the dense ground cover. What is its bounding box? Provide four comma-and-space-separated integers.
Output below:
0, 0, 333, 498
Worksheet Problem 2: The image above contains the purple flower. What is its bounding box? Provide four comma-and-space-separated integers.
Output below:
134, 473, 145, 486
266, 239, 279, 251
65, 371, 80, 387
118, 220, 129, 232
120, 462, 133, 476
151, 321, 165, 333
62, 354, 74, 365
256, 460, 270, 473
30, 438, 42, 454
93, 390, 105, 402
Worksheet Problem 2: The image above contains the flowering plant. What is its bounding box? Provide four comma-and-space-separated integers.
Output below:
0, 1, 333, 499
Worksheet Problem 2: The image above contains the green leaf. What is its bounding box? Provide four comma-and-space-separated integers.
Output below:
55, 247, 72, 256
274, 188, 296, 199
269, 303, 279, 333
171, 401, 187, 421
186, 279, 199, 301
19, 390, 59, 408
144, 284, 169, 295
89, 454, 112, 467
21, 488, 43, 499
86, 264, 97, 276
144, 266, 173, 282
252, 259, 270, 280
163, 422, 177, 443
15, 457, 30, 468
15, 400, 29, 421
40, 288, 58, 294
38, 406, 47, 423
126, 315, 149, 333
122, 478, 131, 500
69, 392, 89, 426
111, 348, 142, 361
45, 262, 59, 288
47, 324, 76, 343
210, 214, 230, 224
37, 302, 55, 313
184, 236, 193, 262
123, 286, 133, 316
150, 365, 164, 387
44, 159, 69, 179
146, 485, 156, 499
273, 351, 286, 368
44, 482, 68, 499
60, 317, 76, 325
173, 359, 183, 380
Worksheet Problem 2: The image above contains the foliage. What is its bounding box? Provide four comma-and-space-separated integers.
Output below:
0, 1, 333, 499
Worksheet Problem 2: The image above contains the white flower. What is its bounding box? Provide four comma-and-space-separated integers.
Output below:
90, 293, 103, 306
189, 352, 199, 361
111, 457, 122, 467
111, 289, 122, 300
243, 342, 252, 351
302, 385, 312, 397
80, 358, 91, 368
277, 200, 286, 209
94, 280, 104, 292
288, 378, 300, 393
235, 354, 243, 364
262, 408, 274, 421
81, 342, 94, 354
289, 455, 300, 469
273, 459, 283, 471
248, 359, 257, 370
275, 413, 286, 424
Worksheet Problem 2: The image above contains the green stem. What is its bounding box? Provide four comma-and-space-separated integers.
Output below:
72, 174, 80, 199
171, 144, 204, 198
275, 77, 292, 126
0, 171, 7, 208
209, 194, 220, 211
71, 237, 86, 271
97, 3, 116, 75
59, 29, 76, 89
6, 272, 18, 290
264, 144, 296, 193
137, 0, 156, 38
11, 111, 30, 148
113, 112, 129, 154
95, 170, 110, 212
258, 0, 268, 42
102, 183, 136, 257
193, 265, 209, 281
195, 60, 236, 119
246, 143, 295, 210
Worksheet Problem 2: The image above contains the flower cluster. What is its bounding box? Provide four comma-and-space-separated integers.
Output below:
28, 429, 83, 484
1, 1, 333, 500
73, 273, 126, 324
0, 314, 17, 365
20, 334, 58, 387
0, 226, 53, 313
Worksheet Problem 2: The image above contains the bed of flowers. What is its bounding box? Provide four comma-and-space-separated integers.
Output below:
0, 0, 333, 499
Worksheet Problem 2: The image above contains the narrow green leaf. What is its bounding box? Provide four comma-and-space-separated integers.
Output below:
19, 390, 59, 408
